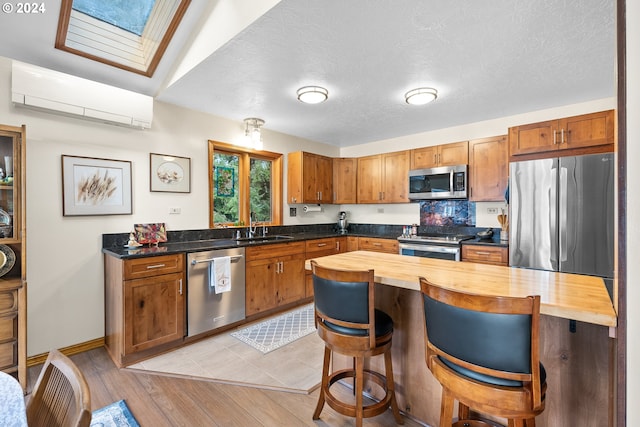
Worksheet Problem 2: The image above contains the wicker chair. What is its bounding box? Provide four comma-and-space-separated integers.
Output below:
26, 349, 92, 427
420, 277, 546, 427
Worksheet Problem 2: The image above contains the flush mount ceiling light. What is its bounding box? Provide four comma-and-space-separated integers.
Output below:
297, 86, 329, 104
405, 87, 438, 105
243, 117, 265, 150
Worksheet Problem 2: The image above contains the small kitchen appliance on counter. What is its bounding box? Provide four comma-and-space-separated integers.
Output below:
337, 211, 348, 234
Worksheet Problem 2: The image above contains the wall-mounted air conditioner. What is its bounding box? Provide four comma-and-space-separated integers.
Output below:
11, 61, 153, 129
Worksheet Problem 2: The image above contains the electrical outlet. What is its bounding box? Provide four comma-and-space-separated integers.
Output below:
487, 208, 498, 214
289, 207, 297, 216
169, 207, 181, 214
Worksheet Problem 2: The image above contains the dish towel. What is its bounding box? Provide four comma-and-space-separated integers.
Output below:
210, 256, 231, 294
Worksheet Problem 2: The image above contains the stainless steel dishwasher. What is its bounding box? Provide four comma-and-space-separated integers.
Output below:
186, 247, 245, 337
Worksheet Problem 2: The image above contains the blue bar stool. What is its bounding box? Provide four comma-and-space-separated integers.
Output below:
311, 260, 403, 427
420, 277, 546, 427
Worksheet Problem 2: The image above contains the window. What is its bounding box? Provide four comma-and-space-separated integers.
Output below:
55, 0, 191, 76
209, 141, 282, 228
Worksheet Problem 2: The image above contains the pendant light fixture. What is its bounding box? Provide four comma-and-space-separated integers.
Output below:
243, 118, 265, 150
297, 86, 329, 104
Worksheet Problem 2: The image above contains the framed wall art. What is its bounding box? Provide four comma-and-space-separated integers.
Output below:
150, 153, 191, 193
61, 155, 133, 216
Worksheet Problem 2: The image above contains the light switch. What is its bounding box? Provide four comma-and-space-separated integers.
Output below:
169, 207, 181, 214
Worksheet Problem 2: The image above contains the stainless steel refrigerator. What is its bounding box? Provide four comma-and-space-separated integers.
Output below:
509, 153, 614, 281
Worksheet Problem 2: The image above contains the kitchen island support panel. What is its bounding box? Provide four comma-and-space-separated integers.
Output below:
306, 251, 615, 427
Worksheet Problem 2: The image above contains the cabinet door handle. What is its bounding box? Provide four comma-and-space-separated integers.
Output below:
279, 261, 283, 273
319, 191, 322, 200
179, 279, 183, 295
475, 251, 491, 256
146, 264, 166, 269
373, 242, 382, 247
336, 242, 340, 251
317, 243, 327, 247
553, 130, 557, 145
561, 128, 565, 144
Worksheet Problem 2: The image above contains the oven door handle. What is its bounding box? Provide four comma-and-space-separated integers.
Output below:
398, 243, 460, 254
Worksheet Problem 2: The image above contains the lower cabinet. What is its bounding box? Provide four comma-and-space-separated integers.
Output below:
104, 253, 185, 367
304, 237, 346, 297
245, 242, 306, 316
461, 245, 508, 266
357, 237, 399, 254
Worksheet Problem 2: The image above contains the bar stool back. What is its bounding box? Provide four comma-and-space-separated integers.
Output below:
311, 260, 403, 427
420, 277, 546, 427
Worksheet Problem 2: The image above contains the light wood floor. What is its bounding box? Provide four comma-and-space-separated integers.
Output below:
27, 347, 424, 427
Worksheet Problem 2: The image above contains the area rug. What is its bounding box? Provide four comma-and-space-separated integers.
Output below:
230, 303, 315, 353
91, 399, 140, 427
126, 304, 324, 393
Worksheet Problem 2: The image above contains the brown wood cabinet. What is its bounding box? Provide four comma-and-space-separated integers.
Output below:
304, 237, 346, 297
461, 245, 508, 266
332, 157, 357, 204
357, 150, 410, 203
411, 141, 469, 169
245, 241, 306, 316
468, 135, 508, 201
287, 151, 333, 204
509, 110, 614, 158
357, 237, 399, 254
0, 124, 26, 389
104, 253, 185, 367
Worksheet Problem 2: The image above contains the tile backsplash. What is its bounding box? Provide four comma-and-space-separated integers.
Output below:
419, 200, 475, 226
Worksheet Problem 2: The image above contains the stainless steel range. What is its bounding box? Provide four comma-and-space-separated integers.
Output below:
397, 233, 475, 261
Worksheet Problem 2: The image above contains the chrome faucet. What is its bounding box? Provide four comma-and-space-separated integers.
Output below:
248, 211, 257, 238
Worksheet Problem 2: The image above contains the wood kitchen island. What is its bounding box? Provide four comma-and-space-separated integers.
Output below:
306, 251, 617, 427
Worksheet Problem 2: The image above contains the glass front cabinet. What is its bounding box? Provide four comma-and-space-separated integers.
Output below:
0, 124, 26, 390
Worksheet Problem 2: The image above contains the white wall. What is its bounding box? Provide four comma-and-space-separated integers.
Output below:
626, 1, 639, 423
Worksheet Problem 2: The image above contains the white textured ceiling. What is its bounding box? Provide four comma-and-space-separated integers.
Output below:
0, 0, 615, 147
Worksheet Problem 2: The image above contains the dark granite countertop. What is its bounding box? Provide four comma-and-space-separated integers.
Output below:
102, 223, 507, 259
102, 223, 405, 260
462, 237, 509, 248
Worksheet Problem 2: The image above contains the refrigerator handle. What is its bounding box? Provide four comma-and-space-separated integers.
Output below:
549, 162, 558, 270
559, 166, 568, 262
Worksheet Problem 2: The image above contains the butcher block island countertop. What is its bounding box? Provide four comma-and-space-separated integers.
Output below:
305, 251, 617, 427
305, 250, 616, 327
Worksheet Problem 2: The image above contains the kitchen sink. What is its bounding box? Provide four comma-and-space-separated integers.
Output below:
236, 235, 295, 243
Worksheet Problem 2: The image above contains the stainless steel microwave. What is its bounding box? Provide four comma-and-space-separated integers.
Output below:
408, 164, 468, 200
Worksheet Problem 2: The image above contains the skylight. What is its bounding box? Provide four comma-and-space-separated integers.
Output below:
71, 0, 156, 37
55, 0, 191, 77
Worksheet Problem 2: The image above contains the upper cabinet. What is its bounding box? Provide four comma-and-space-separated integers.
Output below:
0, 124, 26, 390
469, 135, 508, 202
410, 141, 469, 169
509, 110, 615, 158
287, 152, 333, 204
357, 150, 410, 203
332, 157, 357, 204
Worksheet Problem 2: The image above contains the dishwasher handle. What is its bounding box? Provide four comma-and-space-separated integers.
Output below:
190, 255, 243, 265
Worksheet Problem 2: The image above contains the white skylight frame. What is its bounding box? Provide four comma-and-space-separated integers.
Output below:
56, 0, 191, 77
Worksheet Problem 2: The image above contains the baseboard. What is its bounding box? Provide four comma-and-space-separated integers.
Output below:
27, 337, 105, 366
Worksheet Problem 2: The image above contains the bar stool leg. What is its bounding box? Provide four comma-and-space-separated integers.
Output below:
313, 346, 332, 420
440, 388, 456, 427
383, 348, 404, 424
355, 355, 364, 427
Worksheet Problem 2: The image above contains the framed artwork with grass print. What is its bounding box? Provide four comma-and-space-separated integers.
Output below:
150, 153, 191, 193
62, 155, 132, 216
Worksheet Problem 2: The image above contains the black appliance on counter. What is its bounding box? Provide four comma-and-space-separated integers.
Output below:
397, 233, 474, 261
